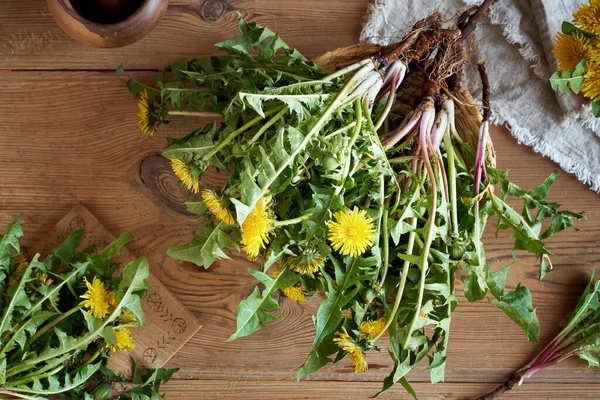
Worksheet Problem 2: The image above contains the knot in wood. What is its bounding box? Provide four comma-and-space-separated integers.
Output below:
197, 0, 231, 21
138, 154, 195, 216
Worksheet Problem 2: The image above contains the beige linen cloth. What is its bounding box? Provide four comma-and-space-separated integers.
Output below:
361, 0, 600, 192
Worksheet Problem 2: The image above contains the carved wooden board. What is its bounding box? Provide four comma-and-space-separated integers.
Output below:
31, 205, 201, 376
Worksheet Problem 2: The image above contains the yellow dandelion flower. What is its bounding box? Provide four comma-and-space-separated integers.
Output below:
359, 318, 386, 339
553, 32, 591, 71
334, 327, 368, 373
79, 277, 111, 319
170, 159, 200, 194
202, 189, 235, 225
328, 207, 376, 258
270, 265, 307, 303
288, 248, 325, 276
120, 309, 136, 324
36, 272, 53, 286
9, 256, 28, 285
574, 0, 600, 35
241, 196, 274, 260
106, 328, 135, 352
282, 286, 307, 303
583, 62, 600, 101
137, 90, 158, 136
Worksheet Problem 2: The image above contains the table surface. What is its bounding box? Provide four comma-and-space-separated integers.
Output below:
1, 1, 599, 399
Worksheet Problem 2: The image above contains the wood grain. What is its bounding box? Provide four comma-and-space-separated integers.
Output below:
0, 0, 599, 398
0, 0, 369, 70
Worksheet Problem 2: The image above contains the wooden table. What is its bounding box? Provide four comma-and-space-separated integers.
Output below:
1, 1, 599, 399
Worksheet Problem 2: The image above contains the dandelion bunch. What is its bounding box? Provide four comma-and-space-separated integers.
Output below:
0, 218, 177, 398
129, 13, 583, 397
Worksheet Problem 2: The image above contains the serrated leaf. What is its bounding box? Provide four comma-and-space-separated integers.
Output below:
550, 60, 585, 95
98, 232, 133, 258
227, 267, 298, 341
490, 284, 539, 342
311, 258, 360, 349
50, 229, 84, 267
185, 201, 208, 216
0, 217, 23, 291
166, 222, 236, 269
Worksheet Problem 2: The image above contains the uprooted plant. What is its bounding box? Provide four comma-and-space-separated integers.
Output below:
123, 0, 583, 396
478, 271, 600, 400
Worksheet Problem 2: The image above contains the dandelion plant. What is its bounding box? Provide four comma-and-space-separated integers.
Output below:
478, 272, 600, 399
0, 218, 177, 399
124, 1, 583, 396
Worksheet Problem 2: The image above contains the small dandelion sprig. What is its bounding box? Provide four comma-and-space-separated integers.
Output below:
202, 190, 235, 225
170, 159, 200, 194
136, 89, 220, 136
271, 265, 307, 303
107, 328, 136, 352
241, 196, 274, 260
334, 327, 369, 373
80, 277, 111, 319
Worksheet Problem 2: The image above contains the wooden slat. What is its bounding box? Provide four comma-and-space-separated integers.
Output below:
0, 70, 599, 398
0, 0, 368, 70
161, 379, 600, 399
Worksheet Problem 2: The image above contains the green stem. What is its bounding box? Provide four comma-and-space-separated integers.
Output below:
322, 59, 371, 82
364, 103, 402, 207
273, 213, 313, 227
335, 100, 363, 196
374, 80, 397, 131
0, 390, 41, 400
443, 132, 459, 236
373, 173, 387, 287
247, 106, 289, 146
404, 147, 438, 349
6, 365, 63, 387
7, 352, 73, 379
203, 105, 285, 162
389, 156, 418, 164
82, 347, 103, 368
167, 110, 220, 118
324, 121, 357, 141
373, 217, 418, 342
378, 207, 390, 287
413, 235, 435, 263
26, 306, 80, 346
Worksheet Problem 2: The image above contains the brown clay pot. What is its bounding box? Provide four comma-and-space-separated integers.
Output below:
47, 0, 169, 48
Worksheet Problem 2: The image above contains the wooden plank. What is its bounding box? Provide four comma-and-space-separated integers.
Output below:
161, 379, 600, 399
0, 0, 368, 70
30, 205, 201, 376
0, 70, 599, 399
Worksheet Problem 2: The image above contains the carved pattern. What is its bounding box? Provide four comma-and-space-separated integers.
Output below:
143, 347, 158, 364
146, 292, 163, 313
172, 318, 187, 334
